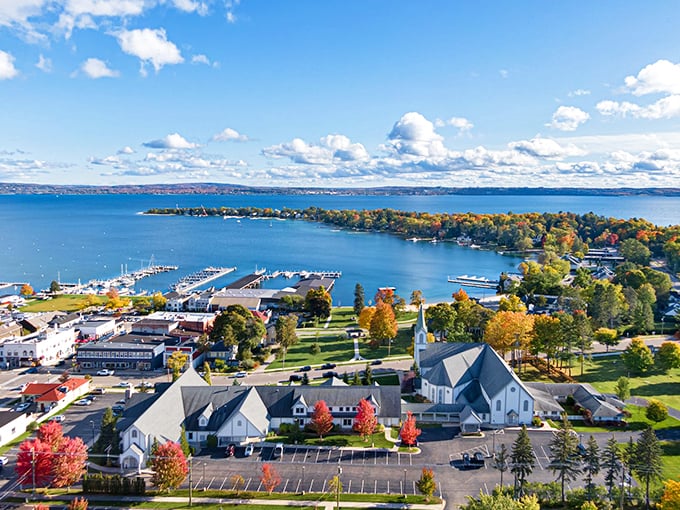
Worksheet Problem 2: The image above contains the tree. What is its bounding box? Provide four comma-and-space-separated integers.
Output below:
602, 435, 622, 501
658, 479, 680, 510
426, 302, 457, 340
20, 283, 34, 297
484, 311, 535, 359
498, 294, 527, 312
593, 327, 619, 352
615, 376, 631, 402
329, 474, 343, 510
150, 441, 188, 492
49, 280, 61, 293
209, 305, 266, 360
646, 399, 669, 422
179, 425, 192, 457
493, 443, 509, 487
16, 438, 53, 488
399, 411, 422, 448
260, 463, 281, 494
547, 416, 582, 504
510, 425, 535, 498
622, 337, 654, 374
93, 407, 119, 460
410, 290, 424, 307
59, 371, 70, 383
352, 371, 361, 386
309, 342, 320, 355
369, 299, 397, 348
582, 435, 600, 501
531, 315, 563, 372
358, 306, 375, 330
275, 314, 299, 369
304, 286, 332, 319
353, 283, 365, 316
620, 238, 651, 265
52, 436, 87, 489
364, 363, 373, 385
416, 467, 436, 502
166, 351, 188, 381
352, 399, 377, 441
310, 400, 334, 439
151, 292, 167, 311
633, 427, 663, 510
656, 341, 680, 372
588, 280, 626, 329
68, 498, 88, 510
38, 420, 64, 450
202, 361, 212, 385
301, 372, 309, 385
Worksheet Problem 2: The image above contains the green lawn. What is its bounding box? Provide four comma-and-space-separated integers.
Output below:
661, 441, 680, 482
21, 294, 108, 312
358, 323, 415, 360
266, 430, 393, 448
568, 405, 680, 433
577, 357, 680, 410
266, 331, 356, 370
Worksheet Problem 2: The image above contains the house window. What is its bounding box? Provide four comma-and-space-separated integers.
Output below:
523, 400, 529, 412
343, 418, 352, 426
199, 418, 207, 427
295, 407, 305, 414
131, 430, 137, 439
188, 432, 193, 440
237, 420, 242, 427
496, 400, 501, 411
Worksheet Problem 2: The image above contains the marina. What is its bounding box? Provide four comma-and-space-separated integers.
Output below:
54, 264, 178, 295
447, 275, 499, 289
171, 266, 237, 293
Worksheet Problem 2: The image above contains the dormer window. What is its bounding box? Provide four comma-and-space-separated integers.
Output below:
295, 407, 305, 414
199, 418, 207, 427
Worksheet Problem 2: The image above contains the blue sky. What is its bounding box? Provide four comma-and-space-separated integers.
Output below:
2, 1, 680, 187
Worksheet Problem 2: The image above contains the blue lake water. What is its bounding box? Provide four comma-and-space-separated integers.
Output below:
0, 193, 678, 304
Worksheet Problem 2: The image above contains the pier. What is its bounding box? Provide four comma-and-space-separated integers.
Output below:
172, 266, 236, 293
269, 270, 342, 279
226, 273, 267, 290
447, 275, 499, 289
0, 282, 27, 291
55, 264, 178, 295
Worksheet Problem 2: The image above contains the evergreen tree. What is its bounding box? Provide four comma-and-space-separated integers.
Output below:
93, 407, 120, 459
364, 363, 372, 385
353, 283, 365, 316
301, 372, 309, 385
633, 427, 663, 510
352, 371, 361, 386
547, 416, 582, 504
582, 435, 600, 501
494, 443, 509, 487
202, 361, 212, 385
602, 435, 622, 501
342, 372, 349, 384
510, 425, 535, 498
179, 425, 192, 457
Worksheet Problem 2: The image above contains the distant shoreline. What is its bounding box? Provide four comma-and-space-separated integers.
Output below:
1, 182, 680, 197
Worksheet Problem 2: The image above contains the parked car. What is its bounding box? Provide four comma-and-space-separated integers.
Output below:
299, 365, 311, 372
370, 359, 383, 365
136, 381, 154, 389
273, 443, 284, 459
0, 456, 8, 467
14, 402, 31, 412
225, 443, 236, 457
320, 363, 336, 370
116, 381, 132, 388
288, 374, 302, 382
50, 415, 66, 423
244, 444, 254, 457
96, 369, 114, 376
91, 387, 106, 395
115, 399, 126, 405
74, 398, 92, 406
111, 404, 125, 414
322, 371, 338, 379
234, 371, 247, 378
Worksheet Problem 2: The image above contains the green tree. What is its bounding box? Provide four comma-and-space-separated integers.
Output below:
275, 314, 299, 369
304, 287, 332, 319
209, 305, 266, 360
410, 289, 424, 307
645, 399, 668, 422
547, 416, 582, 504
620, 238, 651, 265
301, 372, 309, 385
615, 376, 631, 402
151, 292, 167, 311
426, 302, 457, 340
633, 427, 663, 510
493, 443, 509, 487
329, 474, 343, 510
593, 327, 619, 352
531, 314, 562, 372
179, 425, 191, 457
166, 351, 188, 381
202, 361, 212, 385
364, 363, 372, 385
353, 283, 365, 316
622, 337, 654, 374
602, 435, 622, 501
92, 407, 119, 460
352, 371, 360, 386
510, 425, 535, 498
49, 280, 61, 293
588, 280, 626, 329
656, 341, 680, 372
416, 467, 436, 502
309, 342, 321, 355
582, 435, 600, 501
462, 492, 540, 510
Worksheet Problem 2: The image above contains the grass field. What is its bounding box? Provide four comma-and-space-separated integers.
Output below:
20, 294, 108, 312
577, 357, 680, 410
266, 430, 393, 448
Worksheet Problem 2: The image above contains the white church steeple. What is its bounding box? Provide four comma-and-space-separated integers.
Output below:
414, 303, 428, 368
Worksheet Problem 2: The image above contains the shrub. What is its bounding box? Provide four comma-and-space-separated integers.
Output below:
565, 395, 575, 406
205, 435, 217, 449
241, 358, 256, 370
532, 416, 542, 427
646, 399, 669, 422
310, 342, 321, 355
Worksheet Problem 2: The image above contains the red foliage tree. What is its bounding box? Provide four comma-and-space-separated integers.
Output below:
310, 400, 334, 439
399, 411, 422, 447
353, 398, 377, 441
38, 420, 64, 451
16, 438, 54, 488
260, 463, 281, 494
150, 441, 188, 492
52, 437, 88, 489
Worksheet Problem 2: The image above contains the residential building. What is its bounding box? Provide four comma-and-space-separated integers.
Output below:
0, 411, 35, 447
526, 382, 625, 423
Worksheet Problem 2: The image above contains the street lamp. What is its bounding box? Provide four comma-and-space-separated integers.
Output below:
403, 468, 407, 495
661, 317, 665, 336
203, 462, 206, 489
302, 466, 305, 493
89, 420, 95, 446
335, 465, 342, 510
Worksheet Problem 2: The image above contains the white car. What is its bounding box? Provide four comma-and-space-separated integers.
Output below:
234, 371, 247, 378
74, 398, 92, 406
96, 369, 114, 376
116, 381, 132, 388
244, 444, 254, 457
14, 402, 31, 412
50, 414, 65, 423
0, 456, 8, 467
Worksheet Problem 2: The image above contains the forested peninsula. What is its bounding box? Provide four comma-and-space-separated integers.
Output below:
146, 206, 680, 267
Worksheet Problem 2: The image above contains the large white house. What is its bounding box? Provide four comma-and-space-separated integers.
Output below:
413, 304, 535, 429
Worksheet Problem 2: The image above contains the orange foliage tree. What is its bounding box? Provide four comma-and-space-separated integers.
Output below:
260, 463, 281, 494
399, 411, 422, 447
353, 398, 377, 441
310, 400, 334, 439
484, 311, 535, 358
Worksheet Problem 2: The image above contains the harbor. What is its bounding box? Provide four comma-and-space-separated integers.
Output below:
171, 266, 237, 293
52, 264, 178, 295
447, 275, 499, 289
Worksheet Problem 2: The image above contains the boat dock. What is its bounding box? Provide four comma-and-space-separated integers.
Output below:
172, 266, 236, 293
269, 270, 342, 279
0, 282, 27, 291
447, 275, 499, 289
226, 273, 267, 290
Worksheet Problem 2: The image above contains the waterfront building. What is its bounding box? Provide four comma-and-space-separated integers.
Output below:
0, 327, 77, 368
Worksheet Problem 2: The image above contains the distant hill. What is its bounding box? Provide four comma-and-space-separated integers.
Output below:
1, 182, 679, 196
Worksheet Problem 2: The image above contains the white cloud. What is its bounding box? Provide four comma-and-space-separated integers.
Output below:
35, 54, 51, 72
191, 54, 210, 65
596, 99, 641, 117
262, 134, 368, 164
143, 133, 199, 149
567, 89, 591, 97
171, 0, 208, 14
0, 50, 18, 79
509, 136, 585, 159
81, 57, 119, 78
624, 59, 680, 96
117, 146, 135, 154
597, 96, 680, 120
117, 28, 183, 74
547, 105, 590, 131
556, 131, 680, 155
212, 128, 249, 142
386, 112, 447, 158
65, 0, 145, 17
321, 134, 369, 161
435, 116, 474, 133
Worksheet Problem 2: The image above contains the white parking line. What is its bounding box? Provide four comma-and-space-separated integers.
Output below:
291, 449, 297, 462
409, 454, 412, 466
315, 450, 321, 462
245, 477, 253, 491
347, 479, 352, 493
322, 479, 327, 492
350, 450, 354, 464
361, 479, 364, 493
374, 479, 377, 494
385, 452, 389, 465
327, 449, 331, 462
484, 482, 489, 494
207, 476, 215, 490
295, 479, 301, 493
219, 477, 227, 490
374, 450, 377, 465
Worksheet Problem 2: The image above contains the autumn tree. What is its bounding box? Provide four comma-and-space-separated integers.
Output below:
275, 314, 299, 369
498, 294, 527, 312
416, 467, 436, 502
52, 436, 87, 489
202, 361, 212, 385
622, 337, 654, 374
410, 290, 424, 307
656, 341, 680, 372
16, 438, 53, 488
304, 286, 332, 319
484, 311, 535, 359
166, 351, 188, 381
151, 292, 167, 311
150, 441, 188, 492
658, 479, 680, 510
646, 399, 669, 422
352, 398, 377, 441
369, 299, 397, 348
399, 411, 422, 448
68, 498, 88, 510
358, 306, 375, 330
38, 420, 64, 450
260, 463, 281, 494
310, 400, 334, 439
593, 327, 620, 352
353, 283, 365, 316
20, 283, 34, 296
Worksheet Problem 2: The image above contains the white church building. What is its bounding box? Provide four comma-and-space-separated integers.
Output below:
413, 305, 535, 429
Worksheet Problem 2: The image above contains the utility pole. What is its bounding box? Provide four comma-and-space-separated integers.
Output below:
188, 455, 193, 507
31, 447, 36, 496
336, 465, 342, 510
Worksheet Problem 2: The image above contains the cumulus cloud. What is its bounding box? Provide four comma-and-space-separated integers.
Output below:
435, 116, 474, 133
0, 50, 19, 80
117, 146, 135, 154
212, 128, 249, 142
171, 0, 208, 14
568, 89, 591, 97
35, 54, 52, 72
509, 137, 585, 159
191, 54, 210, 65
547, 105, 590, 131
386, 112, 447, 158
117, 28, 183, 74
143, 133, 199, 149
262, 134, 368, 165
597, 96, 680, 119
81, 57, 119, 78
321, 134, 369, 161
624, 59, 680, 96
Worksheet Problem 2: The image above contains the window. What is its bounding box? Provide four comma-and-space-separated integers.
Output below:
523, 400, 529, 412
510, 387, 516, 393
131, 430, 137, 439
496, 400, 501, 411
343, 418, 352, 426
188, 432, 193, 440
237, 420, 242, 427
295, 407, 305, 414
